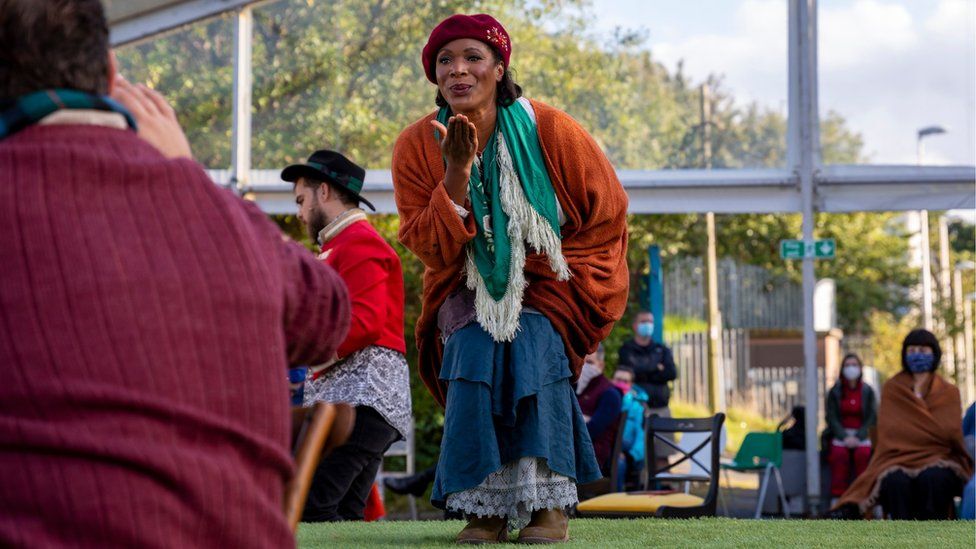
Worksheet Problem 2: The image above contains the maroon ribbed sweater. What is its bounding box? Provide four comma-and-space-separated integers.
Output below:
0, 124, 350, 548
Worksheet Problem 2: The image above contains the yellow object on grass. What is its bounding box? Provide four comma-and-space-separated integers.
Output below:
576, 492, 704, 514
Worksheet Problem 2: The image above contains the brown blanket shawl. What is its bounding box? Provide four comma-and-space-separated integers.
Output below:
392, 99, 630, 407
837, 371, 973, 511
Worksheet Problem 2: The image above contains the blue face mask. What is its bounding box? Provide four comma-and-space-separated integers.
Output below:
637, 322, 654, 339
905, 352, 935, 373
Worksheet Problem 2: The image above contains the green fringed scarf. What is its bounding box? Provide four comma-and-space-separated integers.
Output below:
436, 98, 570, 341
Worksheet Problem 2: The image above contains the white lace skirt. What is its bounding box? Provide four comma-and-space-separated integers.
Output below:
445, 456, 578, 530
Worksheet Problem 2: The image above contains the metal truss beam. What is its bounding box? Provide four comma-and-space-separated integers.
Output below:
107, 0, 258, 46
206, 166, 975, 216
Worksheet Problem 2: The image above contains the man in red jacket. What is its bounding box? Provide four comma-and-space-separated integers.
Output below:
284, 150, 412, 521
0, 1, 350, 546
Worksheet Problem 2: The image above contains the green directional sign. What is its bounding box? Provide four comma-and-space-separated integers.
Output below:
814, 238, 836, 259
780, 239, 836, 260
780, 239, 805, 260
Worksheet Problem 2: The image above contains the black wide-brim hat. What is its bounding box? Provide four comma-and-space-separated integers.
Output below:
280, 149, 375, 211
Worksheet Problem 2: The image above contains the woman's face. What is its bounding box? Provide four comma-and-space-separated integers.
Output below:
435, 38, 503, 114
906, 345, 934, 356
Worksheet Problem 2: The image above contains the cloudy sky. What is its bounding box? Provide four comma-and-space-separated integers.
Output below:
587, 0, 975, 166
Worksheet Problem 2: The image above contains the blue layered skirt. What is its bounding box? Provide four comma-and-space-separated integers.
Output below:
430, 311, 601, 521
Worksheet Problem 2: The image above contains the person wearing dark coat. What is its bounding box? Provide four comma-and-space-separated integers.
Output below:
617, 311, 676, 469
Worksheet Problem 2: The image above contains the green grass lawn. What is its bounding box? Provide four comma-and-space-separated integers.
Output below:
298, 518, 975, 548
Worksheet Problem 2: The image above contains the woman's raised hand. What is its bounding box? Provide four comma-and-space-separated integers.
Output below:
431, 114, 478, 170
431, 114, 478, 205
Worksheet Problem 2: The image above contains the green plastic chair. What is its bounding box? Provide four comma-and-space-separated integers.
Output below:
720, 432, 790, 518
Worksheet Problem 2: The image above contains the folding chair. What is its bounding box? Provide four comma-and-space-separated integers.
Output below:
654, 427, 730, 515
720, 431, 790, 518
576, 413, 725, 518
283, 402, 355, 531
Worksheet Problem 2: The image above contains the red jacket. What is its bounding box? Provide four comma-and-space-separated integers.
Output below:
321, 219, 406, 358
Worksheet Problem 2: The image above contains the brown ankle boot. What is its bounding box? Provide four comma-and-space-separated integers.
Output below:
516, 509, 568, 544
456, 516, 508, 544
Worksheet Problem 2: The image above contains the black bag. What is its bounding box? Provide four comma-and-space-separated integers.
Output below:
778, 405, 805, 451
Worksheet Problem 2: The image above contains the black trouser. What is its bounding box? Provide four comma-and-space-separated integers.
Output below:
878, 467, 963, 520
301, 405, 400, 522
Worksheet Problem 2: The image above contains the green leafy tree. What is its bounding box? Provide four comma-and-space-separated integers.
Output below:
116, 0, 910, 473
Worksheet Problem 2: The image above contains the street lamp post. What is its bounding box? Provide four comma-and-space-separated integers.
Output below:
916, 126, 947, 330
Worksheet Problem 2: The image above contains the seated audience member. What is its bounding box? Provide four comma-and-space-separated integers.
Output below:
576, 344, 623, 477
612, 366, 649, 490
824, 353, 877, 500
829, 330, 972, 520
0, 1, 350, 546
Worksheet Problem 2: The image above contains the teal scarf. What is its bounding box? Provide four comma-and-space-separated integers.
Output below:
436, 100, 562, 302
0, 89, 136, 140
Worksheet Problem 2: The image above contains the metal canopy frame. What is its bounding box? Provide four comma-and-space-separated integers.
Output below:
112, 0, 976, 516
107, 0, 257, 46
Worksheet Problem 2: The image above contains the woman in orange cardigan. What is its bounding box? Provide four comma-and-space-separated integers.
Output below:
392, 14, 629, 544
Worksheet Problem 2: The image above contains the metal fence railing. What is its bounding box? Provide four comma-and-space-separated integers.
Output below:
664, 257, 803, 330
666, 329, 826, 422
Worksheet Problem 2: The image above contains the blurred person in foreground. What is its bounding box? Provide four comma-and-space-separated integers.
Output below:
829, 330, 972, 520
284, 150, 412, 521
824, 353, 877, 501
0, 1, 350, 546
391, 13, 629, 543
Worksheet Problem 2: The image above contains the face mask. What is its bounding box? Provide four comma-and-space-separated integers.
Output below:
576, 362, 601, 394
613, 381, 632, 394
637, 322, 654, 339
906, 352, 934, 373
842, 365, 860, 381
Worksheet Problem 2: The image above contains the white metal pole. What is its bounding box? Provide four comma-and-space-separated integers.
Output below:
938, 216, 955, 379
965, 297, 975, 403
790, 0, 822, 516
954, 269, 968, 399
917, 138, 934, 330
920, 211, 934, 330
230, 6, 253, 192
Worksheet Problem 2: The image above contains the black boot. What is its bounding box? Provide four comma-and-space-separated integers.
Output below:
823, 503, 861, 520
383, 466, 435, 497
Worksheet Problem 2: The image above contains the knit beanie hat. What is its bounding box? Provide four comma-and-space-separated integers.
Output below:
422, 14, 511, 83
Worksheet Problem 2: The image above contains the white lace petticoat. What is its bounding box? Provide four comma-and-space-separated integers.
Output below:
445, 456, 578, 530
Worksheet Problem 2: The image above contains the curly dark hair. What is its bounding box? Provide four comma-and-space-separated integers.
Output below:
0, 0, 110, 101
901, 329, 942, 372
434, 47, 522, 108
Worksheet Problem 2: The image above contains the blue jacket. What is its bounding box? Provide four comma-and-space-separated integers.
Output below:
621, 385, 649, 463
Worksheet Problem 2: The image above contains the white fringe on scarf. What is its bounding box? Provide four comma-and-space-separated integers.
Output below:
465, 132, 571, 342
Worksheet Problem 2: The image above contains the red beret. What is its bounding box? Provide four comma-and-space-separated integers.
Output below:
422, 14, 511, 84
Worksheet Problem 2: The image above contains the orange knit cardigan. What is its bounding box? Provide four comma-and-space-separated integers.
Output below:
392, 99, 630, 407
